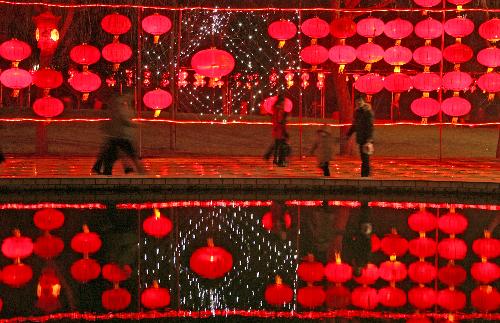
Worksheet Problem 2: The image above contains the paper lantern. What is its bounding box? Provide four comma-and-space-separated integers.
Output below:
143, 89, 173, 113
407, 317, 432, 323
143, 209, 172, 238
408, 210, 437, 233
384, 46, 412, 72
262, 96, 293, 114
101, 13, 131, 36
0, 68, 32, 96
473, 230, 500, 259
328, 45, 356, 72
68, 71, 101, 100
300, 44, 329, 67
264, 275, 293, 306
378, 286, 406, 308
142, 14, 172, 44
141, 281, 170, 309
70, 258, 101, 283
447, 0, 472, 7
384, 18, 413, 40
297, 254, 324, 283
471, 286, 500, 312
33, 96, 64, 118
471, 261, 500, 284
438, 212, 468, 234
330, 17, 357, 39
102, 287, 131, 311
438, 262, 466, 286
356, 42, 384, 66
1, 229, 33, 260
408, 261, 436, 284
33, 11, 60, 53
102, 42, 132, 71
34, 209, 65, 231
442, 70, 473, 91
413, 73, 441, 92
268, 20, 297, 48
36, 268, 61, 313
379, 260, 407, 282
408, 286, 436, 310
301, 17, 329, 40
326, 285, 351, 309
371, 234, 381, 252
190, 239, 232, 279
477, 72, 500, 100
357, 17, 384, 38
353, 263, 379, 285
351, 286, 378, 310
381, 230, 408, 257
297, 285, 326, 308
102, 263, 132, 284
437, 288, 466, 311
441, 97, 471, 117
443, 43, 473, 64
191, 48, 235, 78
413, 46, 442, 67
477, 47, 500, 69
415, 18, 443, 42
479, 18, 500, 42
384, 73, 412, 93
325, 253, 352, 283
414, 0, 441, 7
411, 97, 441, 118
354, 73, 384, 97
70, 225, 102, 255
444, 17, 475, 39
438, 237, 467, 260
0, 39, 31, 65
2, 263, 33, 287
409, 237, 437, 259
70, 44, 101, 68
34, 234, 64, 259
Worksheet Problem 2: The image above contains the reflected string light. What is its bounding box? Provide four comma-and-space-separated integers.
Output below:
0, 203, 106, 209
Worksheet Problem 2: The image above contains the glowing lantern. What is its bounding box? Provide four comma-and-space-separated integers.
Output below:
413, 46, 442, 70
413, 73, 441, 92
479, 18, 500, 42
33, 96, 64, 118
0, 67, 32, 97
2, 263, 33, 287
102, 263, 132, 283
68, 71, 101, 101
70, 225, 102, 255
379, 260, 407, 282
33, 68, 62, 92
190, 238, 232, 279
471, 286, 500, 312
378, 286, 406, 308
264, 275, 293, 306
330, 17, 357, 40
384, 18, 413, 43
381, 229, 408, 258
438, 262, 466, 286
408, 286, 436, 310
297, 285, 326, 308
444, 17, 475, 41
415, 18, 443, 45
473, 230, 500, 260
301, 17, 329, 43
326, 285, 351, 309
408, 210, 437, 233
409, 237, 437, 259
411, 97, 441, 121
384, 73, 412, 93
408, 261, 436, 284
102, 287, 131, 311
70, 258, 101, 283
407, 317, 432, 323
102, 42, 132, 71
1, 229, 33, 260
441, 97, 471, 119
477, 47, 500, 72
351, 286, 378, 310
33, 11, 60, 53
101, 13, 131, 39
414, 0, 441, 7
384, 46, 412, 73
447, 0, 472, 10
141, 281, 170, 309
0, 39, 31, 66
357, 17, 384, 38
262, 96, 293, 114
437, 288, 466, 311
356, 42, 384, 71
36, 268, 61, 313
371, 234, 381, 252
191, 48, 235, 78
300, 44, 329, 69
325, 253, 352, 283
354, 263, 379, 285
143, 89, 173, 117
471, 261, 500, 284
70, 44, 101, 70
477, 72, 500, 101
297, 254, 324, 283
268, 20, 297, 48
143, 209, 172, 238
142, 13, 172, 44
354, 73, 384, 101
438, 211, 468, 234
34, 234, 64, 259
443, 43, 473, 66
438, 237, 467, 260
33, 209, 64, 231
328, 45, 356, 73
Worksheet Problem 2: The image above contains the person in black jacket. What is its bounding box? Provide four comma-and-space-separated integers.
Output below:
347, 95, 374, 177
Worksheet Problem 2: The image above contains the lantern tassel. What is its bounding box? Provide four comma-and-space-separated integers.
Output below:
364, 64, 371, 72
421, 117, 428, 124
11, 89, 20, 98
310, 38, 317, 45
488, 93, 495, 101
451, 117, 458, 124
153, 35, 160, 44
82, 93, 89, 102
12, 61, 19, 68
154, 110, 161, 118
112, 63, 120, 72
338, 65, 345, 74
278, 40, 285, 48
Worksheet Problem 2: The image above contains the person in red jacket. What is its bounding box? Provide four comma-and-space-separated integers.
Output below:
263, 95, 288, 167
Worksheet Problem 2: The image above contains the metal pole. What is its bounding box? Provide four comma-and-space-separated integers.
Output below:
136, 8, 143, 157
172, 8, 183, 151
298, 0, 303, 159
438, 0, 446, 162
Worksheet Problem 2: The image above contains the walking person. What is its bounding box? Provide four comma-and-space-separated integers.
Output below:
310, 125, 333, 176
347, 95, 374, 177
263, 95, 288, 167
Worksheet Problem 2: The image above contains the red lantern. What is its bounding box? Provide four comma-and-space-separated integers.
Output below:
413, 46, 442, 68
143, 209, 172, 238
101, 13, 131, 37
34, 209, 65, 231
409, 286, 436, 310
33, 11, 60, 54
262, 96, 293, 114
384, 18, 413, 41
437, 288, 466, 311
354, 263, 379, 285
1, 229, 33, 260
297, 285, 326, 308
415, 18, 443, 43
471, 261, 500, 284
190, 239, 232, 279
356, 42, 384, 68
33, 96, 64, 118
381, 230, 408, 258
473, 230, 500, 259
330, 17, 357, 39
36, 268, 61, 313
301, 17, 329, 41
351, 286, 378, 310
471, 285, 500, 312
408, 261, 436, 284
357, 17, 384, 38
443, 43, 473, 64
141, 281, 170, 309
102, 42, 132, 71
143, 89, 173, 114
328, 45, 356, 73
378, 286, 406, 308
70, 44, 101, 69
477, 47, 500, 69
2, 263, 33, 287
477, 72, 500, 100
384, 46, 412, 73
411, 97, 441, 119
371, 234, 381, 252
438, 262, 467, 286
142, 14, 172, 44
70, 225, 102, 255
68, 71, 101, 101
413, 73, 442, 92
406, 317, 432, 323
0, 39, 31, 66
354, 73, 384, 98
447, 0, 472, 7
102, 263, 132, 283
409, 237, 436, 259
300, 44, 329, 67
444, 17, 475, 40
408, 210, 437, 233
384, 73, 412, 93
33, 68, 63, 92
191, 48, 235, 78
414, 0, 441, 7
34, 234, 64, 259
326, 285, 351, 309
438, 212, 468, 234
264, 275, 293, 306
297, 254, 324, 283
0, 68, 32, 97
479, 18, 500, 42
70, 258, 101, 283
379, 260, 407, 282
325, 253, 352, 283
102, 287, 131, 311
441, 97, 471, 118
438, 237, 467, 260
268, 20, 297, 48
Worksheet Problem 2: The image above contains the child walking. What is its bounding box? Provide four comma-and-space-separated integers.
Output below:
310, 125, 333, 176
